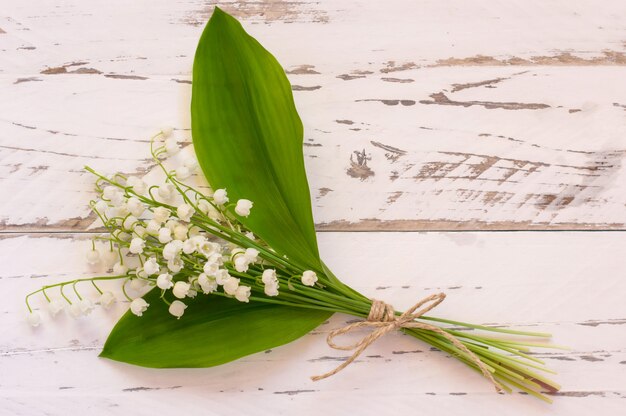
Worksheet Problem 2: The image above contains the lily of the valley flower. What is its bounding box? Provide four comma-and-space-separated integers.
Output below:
163, 240, 183, 260
129, 237, 145, 254
167, 256, 184, 273
176, 166, 192, 180
153, 206, 171, 223
157, 273, 174, 290
79, 299, 95, 315
198, 273, 218, 294
126, 196, 145, 217
169, 300, 187, 319
143, 257, 160, 276
173, 281, 191, 299
158, 227, 173, 244
177, 204, 195, 222
160, 126, 173, 138
126, 177, 147, 195
235, 286, 251, 303
99, 291, 116, 308
27, 311, 41, 327
86, 249, 100, 265
48, 300, 65, 317
158, 183, 176, 201
223, 276, 240, 295
301, 270, 318, 286
262, 269, 280, 297
165, 138, 179, 156
234, 199, 253, 217
173, 224, 189, 241
101, 249, 118, 268
130, 298, 149, 316
113, 262, 128, 276
213, 188, 228, 205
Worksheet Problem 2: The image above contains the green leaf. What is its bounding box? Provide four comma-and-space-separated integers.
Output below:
101, 8, 335, 369
191, 7, 321, 271
100, 289, 330, 368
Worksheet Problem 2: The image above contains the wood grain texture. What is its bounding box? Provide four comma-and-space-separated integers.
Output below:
2, 232, 626, 415
1, 0, 626, 231
2, 1, 626, 415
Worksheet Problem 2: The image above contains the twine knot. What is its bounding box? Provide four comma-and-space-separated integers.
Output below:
311, 293, 502, 392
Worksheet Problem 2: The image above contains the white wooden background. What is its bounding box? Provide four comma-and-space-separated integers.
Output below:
1, 1, 625, 415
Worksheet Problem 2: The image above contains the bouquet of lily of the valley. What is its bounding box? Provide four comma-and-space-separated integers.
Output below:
25, 8, 562, 401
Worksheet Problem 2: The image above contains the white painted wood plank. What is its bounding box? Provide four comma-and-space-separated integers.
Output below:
2, 1, 626, 230
1, 232, 625, 414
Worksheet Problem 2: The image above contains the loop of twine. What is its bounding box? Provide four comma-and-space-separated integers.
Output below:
310, 293, 503, 392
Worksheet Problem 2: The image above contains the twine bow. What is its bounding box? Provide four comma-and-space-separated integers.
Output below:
311, 293, 503, 392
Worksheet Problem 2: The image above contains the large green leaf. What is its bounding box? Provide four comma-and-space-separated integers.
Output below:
101, 8, 335, 368
100, 289, 330, 367
191, 7, 321, 272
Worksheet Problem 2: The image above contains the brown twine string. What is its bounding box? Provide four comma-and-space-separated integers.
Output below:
311, 293, 503, 392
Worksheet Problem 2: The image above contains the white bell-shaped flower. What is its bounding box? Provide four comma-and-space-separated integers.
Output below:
214, 269, 230, 285
213, 188, 229, 205
113, 262, 128, 276
223, 276, 240, 295
235, 199, 253, 217
68, 303, 83, 318
176, 166, 191, 180
172, 281, 191, 299
129, 277, 147, 292
198, 273, 218, 294
182, 238, 197, 254
244, 248, 259, 263
158, 227, 173, 244
48, 299, 65, 317
126, 197, 145, 217
130, 298, 149, 316
158, 183, 176, 201
86, 249, 101, 265
126, 177, 147, 195
202, 261, 218, 277
122, 215, 138, 230
184, 156, 198, 172
177, 203, 194, 222
156, 273, 174, 290
129, 237, 145, 254
145, 219, 160, 236
174, 224, 189, 241
98, 291, 116, 309
235, 286, 251, 303
264, 283, 279, 297
233, 255, 249, 273
301, 270, 318, 286
262, 269, 278, 285
153, 207, 171, 223
167, 256, 184, 273
160, 126, 174, 138
162, 240, 183, 261
165, 138, 179, 155
79, 299, 95, 315
94, 199, 108, 213
169, 300, 187, 319
26, 311, 41, 327
143, 257, 160, 276
197, 199, 211, 214
101, 249, 118, 268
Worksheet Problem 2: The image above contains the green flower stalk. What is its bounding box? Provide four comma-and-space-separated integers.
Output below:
26, 129, 561, 402
25, 8, 563, 403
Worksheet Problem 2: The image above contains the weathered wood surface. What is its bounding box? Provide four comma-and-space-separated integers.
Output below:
1, 1, 626, 415
2, 1, 626, 231
2, 232, 625, 415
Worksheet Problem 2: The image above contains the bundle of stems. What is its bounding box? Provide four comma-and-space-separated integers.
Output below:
25, 133, 561, 402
